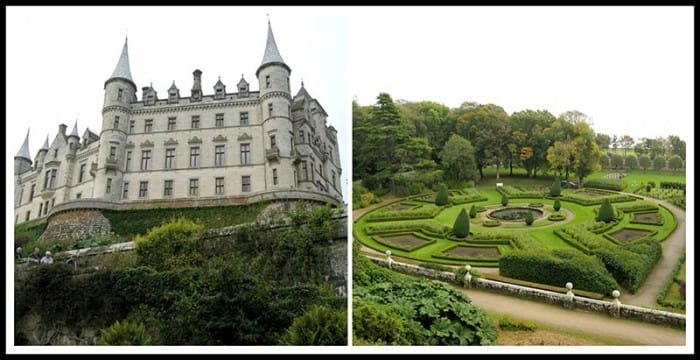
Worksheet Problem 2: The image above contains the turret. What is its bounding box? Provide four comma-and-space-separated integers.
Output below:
14, 129, 32, 175
96, 37, 136, 199
67, 121, 80, 153
34, 134, 49, 169
256, 19, 294, 190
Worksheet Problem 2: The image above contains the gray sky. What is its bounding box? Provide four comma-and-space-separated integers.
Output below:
349, 6, 694, 145
6, 6, 350, 201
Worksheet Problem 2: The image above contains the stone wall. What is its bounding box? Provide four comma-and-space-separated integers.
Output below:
39, 210, 111, 242
366, 256, 685, 329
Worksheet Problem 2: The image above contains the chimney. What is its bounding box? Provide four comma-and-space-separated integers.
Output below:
191, 69, 202, 102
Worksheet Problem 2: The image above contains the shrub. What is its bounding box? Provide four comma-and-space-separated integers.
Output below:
553, 199, 561, 211
501, 194, 509, 207
625, 154, 638, 170
550, 177, 561, 197
583, 178, 626, 191
596, 199, 615, 223
98, 320, 153, 345
482, 220, 501, 227
593, 240, 661, 293
646, 184, 651, 192
453, 208, 470, 238
498, 316, 537, 331
278, 305, 347, 345
525, 211, 534, 226
469, 205, 477, 219
548, 214, 566, 221
435, 184, 449, 206
134, 218, 205, 271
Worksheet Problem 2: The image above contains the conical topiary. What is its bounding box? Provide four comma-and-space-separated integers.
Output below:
501, 194, 509, 207
597, 198, 615, 223
469, 205, 477, 218
453, 208, 470, 238
525, 210, 534, 225
550, 177, 562, 197
553, 199, 561, 212
435, 184, 449, 206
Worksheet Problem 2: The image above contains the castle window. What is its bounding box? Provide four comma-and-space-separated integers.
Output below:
319, 163, 323, 175
44, 201, 49, 215
139, 181, 148, 198
290, 136, 294, 152
215, 145, 225, 166
301, 161, 308, 181
26, 211, 30, 221
122, 182, 129, 199
106, 178, 112, 194
129, 120, 135, 133
109, 146, 117, 161
240, 143, 250, 165
298, 130, 304, 143
164, 180, 173, 196
332, 170, 336, 188
39, 203, 43, 216
126, 151, 132, 171
114, 116, 120, 129
19, 187, 24, 205
29, 184, 36, 201
270, 135, 276, 148
54, 149, 58, 158
215, 113, 224, 127
241, 176, 251, 192
168, 117, 177, 131
215, 177, 224, 195
79, 164, 86, 182
189, 147, 200, 168
240, 112, 249, 126
265, 75, 270, 88
165, 148, 176, 169
117, 88, 123, 101
144, 119, 153, 133
189, 178, 199, 196
215, 88, 224, 99
268, 103, 273, 117
169, 91, 178, 104
141, 150, 152, 170
272, 168, 278, 185
146, 94, 155, 106
191, 115, 200, 129
48, 169, 57, 189
308, 133, 311, 144
51, 198, 55, 209
76, 193, 81, 199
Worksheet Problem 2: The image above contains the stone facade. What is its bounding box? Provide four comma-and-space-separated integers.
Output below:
39, 210, 111, 243
13, 21, 343, 226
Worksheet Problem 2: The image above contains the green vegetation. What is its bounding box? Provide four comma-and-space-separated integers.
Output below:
550, 177, 561, 197
15, 204, 346, 345
525, 211, 534, 226
501, 194, 509, 207
498, 316, 537, 332
453, 208, 470, 238
596, 199, 615, 223
435, 184, 449, 206
553, 199, 561, 211
657, 253, 686, 309
469, 205, 477, 218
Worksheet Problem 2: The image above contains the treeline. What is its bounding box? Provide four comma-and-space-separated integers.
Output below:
353, 93, 686, 196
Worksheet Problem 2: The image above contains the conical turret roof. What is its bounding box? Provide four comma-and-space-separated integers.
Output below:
257, 20, 291, 76
16, 129, 31, 160
70, 121, 79, 137
108, 38, 134, 84
40, 135, 49, 151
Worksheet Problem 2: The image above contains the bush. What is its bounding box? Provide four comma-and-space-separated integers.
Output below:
435, 184, 449, 206
98, 320, 153, 345
498, 316, 537, 331
278, 305, 347, 345
593, 239, 661, 293
525, 211, 534, 226
596, 199, 615, 223
501, 194, 509, 207
548, 214, 566, 221
469, 205, 477, 219
553, 199, 561, 212
453, 209, 470, 238
483, 220, 501, 227
550, 177, 561, 197
134, 218, 205, 271
583, 178, 626, 191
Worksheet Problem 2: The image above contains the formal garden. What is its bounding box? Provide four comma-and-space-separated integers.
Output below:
354, 176, 679, 298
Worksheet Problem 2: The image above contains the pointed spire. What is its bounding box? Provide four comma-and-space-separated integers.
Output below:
70, 120, 79, 137
108, 37, 134, 84
41, 134, 49, 150
16, 129, 31, 160
260, 19, 285, 66
169, 81, 178, 90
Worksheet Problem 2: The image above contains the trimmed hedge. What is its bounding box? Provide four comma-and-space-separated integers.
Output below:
548, 214, 566, 221
364, 220, 449, 237
497, 186, 544, 199
432, 244, 501, 262
616, 202, 659, 213
435, 185, 449, 206
366, 204, 441, 221
593, 239, 661, 293
453, 208, 470, 238
657, 253, 686, 309
583, 178, 626, 191
499, 249, 619, 295
373, 232, 437, 252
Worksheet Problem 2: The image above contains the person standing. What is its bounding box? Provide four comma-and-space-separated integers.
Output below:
29, 248, 41, 263
40, 251, 54, 265
15, 246, 23, 261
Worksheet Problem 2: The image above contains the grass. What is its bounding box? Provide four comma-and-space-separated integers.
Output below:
585, 169, 686, 190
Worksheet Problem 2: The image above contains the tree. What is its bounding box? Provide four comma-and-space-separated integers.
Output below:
653, 156, 666, 171
625, 154, 638, 170
453, 208, 470, 238
525, 211, 534, 226
546, 141, 573, 179
399, 100, 454, 162
610, 153, 624, 170
638, 154, 651, 170
550, 177, 562, 197
435, 184, 449, 206
553, 199, 561, 211
599, 153, 611, 169
618, 135, 635, 157
668, 155, 684, 172
559, 110, 590, 124
501, 194, 509, 207
439, 134, 477, 182
510, 109, 556, 178
469, 205, 477, 219
568, 122, 602, 187
454, 103, 511, 179
595, 133, 612, 150
596, 199, 615, 223
666, 135, 686, 160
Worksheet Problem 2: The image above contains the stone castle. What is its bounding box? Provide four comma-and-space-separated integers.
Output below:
13, 21, 343, 226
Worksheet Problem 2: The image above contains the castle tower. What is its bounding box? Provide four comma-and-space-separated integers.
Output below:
14, 129, 32, 175
95, 38, 136, 200
63, 121, 81, 201
256, 20, 294, 190
34, 134, 49, 170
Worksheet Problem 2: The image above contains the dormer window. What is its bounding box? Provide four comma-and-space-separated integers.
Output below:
214, 78, 226, 100
169, 92, 178, 104
168, 82, 180, 104
146, 94, 155, 106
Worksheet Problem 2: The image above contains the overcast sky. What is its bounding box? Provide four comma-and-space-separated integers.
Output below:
350, 6, 694, 145
6, 6, 350, 201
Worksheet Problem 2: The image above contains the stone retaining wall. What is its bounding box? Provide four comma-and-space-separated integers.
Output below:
39, 210, 111, 243
367, 256, 685, 329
